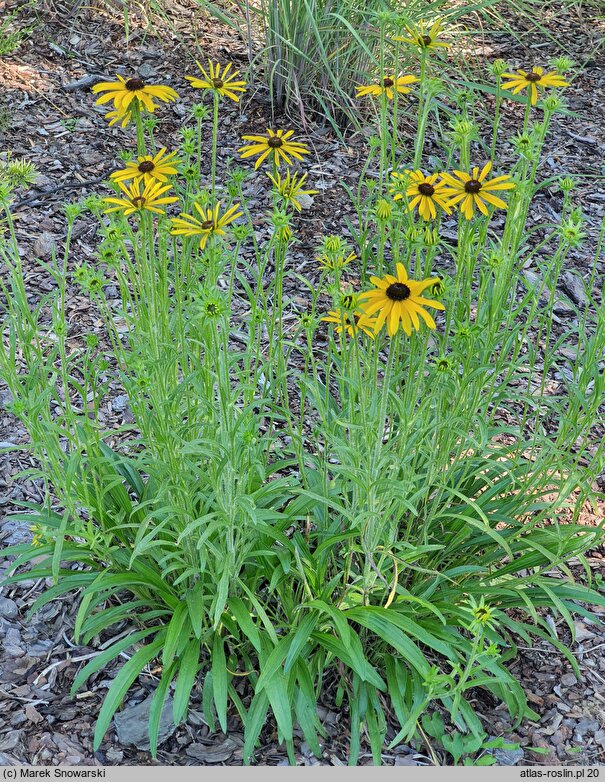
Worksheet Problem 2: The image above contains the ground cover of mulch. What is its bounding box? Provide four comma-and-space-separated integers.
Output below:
1, 0, 604, 767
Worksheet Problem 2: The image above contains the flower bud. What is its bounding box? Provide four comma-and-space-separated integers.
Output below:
489, 58, 508, 77
558, 176, 576, 193
375, 198, 393, 222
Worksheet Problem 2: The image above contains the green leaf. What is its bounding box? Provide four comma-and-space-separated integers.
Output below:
173, 638, 201, 725
162, 601, 189, 668
264, 671, 293, 743
185, 584, 204, 640
148, 662, 177, 758
212, 633, 229, 733
70, 627, 160, 696
346, 607, 431, 678
284, 612, 318, 672
243, 690, 269, 765
93, 636, 164, 750
229, 597, 261, 653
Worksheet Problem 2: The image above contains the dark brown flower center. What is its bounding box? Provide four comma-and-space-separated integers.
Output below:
382, 77, 394, 88
386, 282, 411, 301
421, 35, 432, 46
138, 161, 155, 173
525, 70, 541, 82
213, 78, 224, 89
125, 77, 145, 91
268, 136, 284, 148
201, 220, 215, 230
131, 196, 146, 207
464, 179, 482, 194
418, 182, 435, 196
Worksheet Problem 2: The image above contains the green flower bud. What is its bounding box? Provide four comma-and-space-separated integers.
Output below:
192, 103, 211, 120
375, 198, 393, 222
143, 115, 159, 132
489, 58, 508, 77
551, 56, 574, 75
64, 201, 84, 221
558, 176, 576, 193
543, 94, 563, 112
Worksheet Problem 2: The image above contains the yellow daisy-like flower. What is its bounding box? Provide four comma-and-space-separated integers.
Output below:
394, 18, 450, 50
321, 309, 377, 338
440, 162, 515, 220
238, 129, 310, 169
186, 60, 247, 102
103, 179, 178, 216
110, 148, 181, 186
92, 74, 178, 114
397, 170, 453, 221
501, 66, 568, 106
105, 108, 132, 128
170, 202, 243, 250
360, 263, 445, 337
356, 74, 418, 100
267, 170, 318, 212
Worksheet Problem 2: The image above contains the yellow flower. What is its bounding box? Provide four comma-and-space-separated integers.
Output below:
360, 263, 445, 337
103, 179, 178, 216
440, 162, 515, 220
171, 202, 243, 250
110, 148, 181, 186
394, 18, 450, 50
29, 524, 45, 547
395, 170, 452, 221
92, 75, 178, 114
186, 60, 247, 102
356, 74, 417, 100
322, 309, 377, 338
267, 170, 317, 211
501, 66, 568, 106
239, 129, 310, 169
105, 108, 132, 128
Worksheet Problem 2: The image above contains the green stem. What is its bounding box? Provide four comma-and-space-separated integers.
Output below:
522, 91, 532, 133
211, 93, 220, 198
132, 101, 146, 156
490, 78, 502, 161
413, 50, 428, 169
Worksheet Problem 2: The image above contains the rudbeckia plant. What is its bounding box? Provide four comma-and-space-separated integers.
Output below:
1, 44, 603, 772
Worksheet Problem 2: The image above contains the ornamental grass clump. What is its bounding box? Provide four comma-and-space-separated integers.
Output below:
0, 44, 604, 767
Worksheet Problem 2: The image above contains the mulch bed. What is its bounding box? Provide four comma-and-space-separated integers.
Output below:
1, 0, 604, 766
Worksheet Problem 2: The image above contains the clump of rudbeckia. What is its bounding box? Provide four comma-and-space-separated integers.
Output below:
391, 170, 452, 221
103, 179, 178, 216
171, 202, 243, 250
238, 129, 310, 169
440, 162, 515, 220
321, 309, 377, 338
360, 262, 445, 337
92, 74, 178, 116
110, 148, 180, 186
356, 73, 418, 100
186, 61, 247, 102
500, 66, 568, 105
394, 18, 450, 50
267, 170, 317, 211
